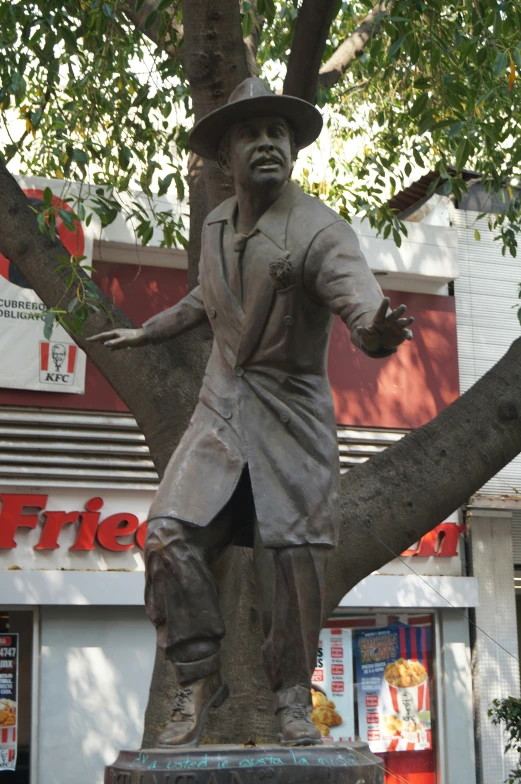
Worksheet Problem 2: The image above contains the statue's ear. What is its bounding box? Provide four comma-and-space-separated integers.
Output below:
217, 150, 232, 177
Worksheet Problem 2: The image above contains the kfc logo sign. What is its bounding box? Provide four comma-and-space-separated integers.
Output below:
0, 494, 146, 552
39, 341, 78, 385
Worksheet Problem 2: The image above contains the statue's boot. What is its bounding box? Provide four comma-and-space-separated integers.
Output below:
158, 671, 229, 747
275, 685, 321, 746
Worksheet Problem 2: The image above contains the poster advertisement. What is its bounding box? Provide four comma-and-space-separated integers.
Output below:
0, 634, 18, 771
0, 185, 88, 394
311, 627, 355, 743
354, 624, 432, 753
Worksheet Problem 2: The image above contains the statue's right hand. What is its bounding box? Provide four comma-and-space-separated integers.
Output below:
86, 327, 148, 350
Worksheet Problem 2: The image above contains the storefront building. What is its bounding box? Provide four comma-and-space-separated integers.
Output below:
0, 176, 478, 784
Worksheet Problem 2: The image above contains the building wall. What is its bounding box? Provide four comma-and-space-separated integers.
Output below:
0, 262, 459, 430
38, 605, 155, 784
453, 207, 521, 495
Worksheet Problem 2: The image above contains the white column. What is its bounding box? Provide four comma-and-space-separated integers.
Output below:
470, 510, 520, 784
438, 609, 476, 784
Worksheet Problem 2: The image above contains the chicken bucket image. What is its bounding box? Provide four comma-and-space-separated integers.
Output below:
385, 658, 430, 719
355, 623, 433, 753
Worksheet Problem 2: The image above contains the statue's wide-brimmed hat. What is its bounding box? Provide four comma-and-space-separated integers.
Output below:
189, 77, 323, 161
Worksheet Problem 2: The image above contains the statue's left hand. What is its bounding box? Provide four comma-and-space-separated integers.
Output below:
356, 297, 414, 353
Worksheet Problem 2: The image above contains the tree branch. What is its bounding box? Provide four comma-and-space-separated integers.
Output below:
244, 10, 264, 78
283, 0, 340, 102
325, 334, 521, 616
318, 2, 390, 90
0, 160, 207, 476
123, 0, 184, 61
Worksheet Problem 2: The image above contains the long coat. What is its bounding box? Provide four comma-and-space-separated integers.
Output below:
143, 181, 389, 548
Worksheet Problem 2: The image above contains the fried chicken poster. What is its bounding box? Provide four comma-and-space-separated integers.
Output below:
311, 627, 355, 742
0, 634, 18, 771
354, 625, 432, 753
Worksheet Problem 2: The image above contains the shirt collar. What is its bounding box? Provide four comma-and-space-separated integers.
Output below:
206, 180, 297, 252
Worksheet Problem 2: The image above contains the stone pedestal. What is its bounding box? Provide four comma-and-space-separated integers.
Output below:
105, 743, 384, 784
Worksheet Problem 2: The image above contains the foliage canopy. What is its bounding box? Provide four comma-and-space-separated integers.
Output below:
1, 0, 520, 257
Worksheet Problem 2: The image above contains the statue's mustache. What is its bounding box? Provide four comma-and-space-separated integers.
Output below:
252, 154, 284, 167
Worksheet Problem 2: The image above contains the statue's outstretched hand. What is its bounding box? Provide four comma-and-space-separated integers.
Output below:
86, 327, 148, 350
356, 297, 414, 353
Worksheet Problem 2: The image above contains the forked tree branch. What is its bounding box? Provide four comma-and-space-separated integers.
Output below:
123, 0, 184, 61
318, 2, 390, 89
283, 0, 340, 102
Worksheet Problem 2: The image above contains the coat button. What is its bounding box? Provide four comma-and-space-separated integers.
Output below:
235, 366, 244, 377
283, 315, 293, 326
222, 410, 232, 420
280, 412, 290, 424
209, 307, 217, 318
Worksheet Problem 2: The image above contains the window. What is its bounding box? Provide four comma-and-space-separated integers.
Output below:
312, 612, 438, 784
0, 611, 34, 784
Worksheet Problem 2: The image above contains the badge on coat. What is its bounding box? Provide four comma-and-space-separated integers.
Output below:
269, 258, 295, 290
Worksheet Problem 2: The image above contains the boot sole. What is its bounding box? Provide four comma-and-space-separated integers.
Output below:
277, 734, 322, 746
158, 681, 230, 749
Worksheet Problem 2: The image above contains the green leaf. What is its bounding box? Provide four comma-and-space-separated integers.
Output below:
158, 172, 175, 196
409, 93, 428, 119
72, 148, 89, 164
43, 311, 55, 341
426, 176, 440, 197
102, 3, 113, 18
493, 50, 508, 78
455, 138, 471, 171
242, 11, 253, 37
388, 36, 404, 57
37, 213, 47, 234
448, 121, 465, 138
482, 124, 500, 143
43, 187, 53, 207
474, 229, 481, 241
118, 146, 132, 170
141, 226, 153, 245
144, 9, 158, 28
418, 112, 434, 135
58, 209, 76, 232
392, 228, 402, 247
413, 148, 424, 167
409, 40, 420, 65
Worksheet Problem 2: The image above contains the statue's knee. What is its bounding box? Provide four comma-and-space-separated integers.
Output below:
145, 516, 191, 551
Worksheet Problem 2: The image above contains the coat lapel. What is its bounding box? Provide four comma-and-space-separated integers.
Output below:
203, 200, 244, 337
236, 182, 295, 365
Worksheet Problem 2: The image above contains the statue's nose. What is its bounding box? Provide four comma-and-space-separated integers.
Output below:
258, 137, 274, 151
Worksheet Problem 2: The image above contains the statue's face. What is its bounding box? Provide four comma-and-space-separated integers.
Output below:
219, 116, 293, 191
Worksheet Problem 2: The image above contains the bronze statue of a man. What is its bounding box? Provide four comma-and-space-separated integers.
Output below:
90, 78, 413, 748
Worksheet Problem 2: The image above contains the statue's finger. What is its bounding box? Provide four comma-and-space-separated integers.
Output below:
86, 331, 118, 343
374, 297, 390, 323
396, 316, 414, 327
106, 337, 128, 348
402, 328, 413, 340
388, 304, 407, 322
